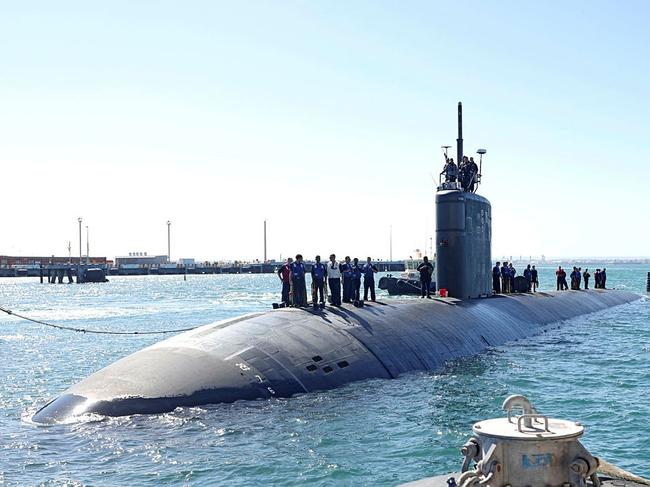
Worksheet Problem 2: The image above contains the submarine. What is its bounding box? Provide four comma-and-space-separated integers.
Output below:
32, 103, 640, 424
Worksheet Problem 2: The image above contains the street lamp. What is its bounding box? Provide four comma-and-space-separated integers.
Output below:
78, 217, 82, 283
167, 220, 171, 263
78, 218, 82, 263
86, 225, 89, 265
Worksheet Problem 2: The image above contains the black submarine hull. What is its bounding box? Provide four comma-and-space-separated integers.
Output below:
33, 289, 638, 423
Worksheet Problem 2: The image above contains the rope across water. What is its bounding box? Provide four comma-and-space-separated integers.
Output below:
0, 306, 200, 335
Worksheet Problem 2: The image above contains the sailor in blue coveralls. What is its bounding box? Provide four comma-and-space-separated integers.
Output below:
340, 256, 353, 303
523, 264, 532, 292
492, 261, 501, 294
290, 254, 307, 307
363, 257, 378, 301
311, 255, 327, 306
416, 256, 434, 298
351, 258, 363, 302
501, 261, 509, 293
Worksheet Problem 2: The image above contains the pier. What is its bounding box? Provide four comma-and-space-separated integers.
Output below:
108, 260, 406, 276
0, 256, 109, 283
1, 257, 406, 279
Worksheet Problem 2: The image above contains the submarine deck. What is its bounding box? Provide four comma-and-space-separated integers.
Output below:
32, 289, 640, 423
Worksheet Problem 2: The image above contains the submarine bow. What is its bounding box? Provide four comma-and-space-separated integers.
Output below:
33, 290, 638, 423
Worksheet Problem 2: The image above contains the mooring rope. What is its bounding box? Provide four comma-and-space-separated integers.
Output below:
598, 458, 650, 485
0, 306, 200, 335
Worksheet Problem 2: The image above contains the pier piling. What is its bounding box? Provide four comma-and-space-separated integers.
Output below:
647, 272, 650, 293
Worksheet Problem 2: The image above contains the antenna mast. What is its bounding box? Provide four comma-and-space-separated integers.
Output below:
456, 102, 463, 166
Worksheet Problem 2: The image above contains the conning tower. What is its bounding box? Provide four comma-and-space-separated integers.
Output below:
436, 102, 491, 299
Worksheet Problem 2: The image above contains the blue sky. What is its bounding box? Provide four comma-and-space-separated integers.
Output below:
2, 1, 649, 261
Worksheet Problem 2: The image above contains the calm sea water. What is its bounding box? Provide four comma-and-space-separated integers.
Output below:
1, 265, 649, 486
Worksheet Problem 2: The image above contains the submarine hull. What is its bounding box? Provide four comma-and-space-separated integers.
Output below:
33, 289, 639, 423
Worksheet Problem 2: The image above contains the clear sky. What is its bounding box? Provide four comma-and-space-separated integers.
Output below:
2, 1, 649, 262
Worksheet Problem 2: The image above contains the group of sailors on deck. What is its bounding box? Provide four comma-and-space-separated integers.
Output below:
493, 261, 609, 294
441, 155, 479, 192
492, 261, 538, 294
278, 254, 379, 308
555, 266, 607, 291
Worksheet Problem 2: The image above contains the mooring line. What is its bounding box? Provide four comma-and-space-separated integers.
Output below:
0, 306, 200, 335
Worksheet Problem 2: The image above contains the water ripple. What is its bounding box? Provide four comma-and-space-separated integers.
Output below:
1, 267, 649, 485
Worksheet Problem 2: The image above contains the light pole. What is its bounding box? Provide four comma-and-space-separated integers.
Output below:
389, 225, 393, 261
167, 220, 171, 263
263, 219, 267, 263
78, 217, 82, 283
86, 225, 89, 265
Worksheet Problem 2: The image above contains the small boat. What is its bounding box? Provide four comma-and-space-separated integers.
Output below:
82, 267, 109, 283
378, 258, 437, 295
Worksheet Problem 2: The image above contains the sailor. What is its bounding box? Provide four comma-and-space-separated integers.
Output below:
572, 267, 581, 290
601, 268, 607, 288
531, 265, 539, 292
363, 257, 378, 301
441, 157, 458, 183
583, 268, 591, 290
508, 263, 516, 292
577, 267, 583, 289
340, 256, 353, 303
458, 156, 468, 189
351, 258, 363, 302
467, 157, 479, 192
289, 254, 307, 307
277, 257, 293, 305
311, 255, 327, 307
561, 267, 568, 290
501, 261, 509, 293
523, 264, 532, 292
416, 256, 434, 298
327, 254, 342, 306
492, 261, 501, 294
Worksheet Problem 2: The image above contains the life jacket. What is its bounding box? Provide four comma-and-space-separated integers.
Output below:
351, 264, 362, 280
363, 263, 376, 279
312, 263, 325, 280
290, 261, 305, 279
